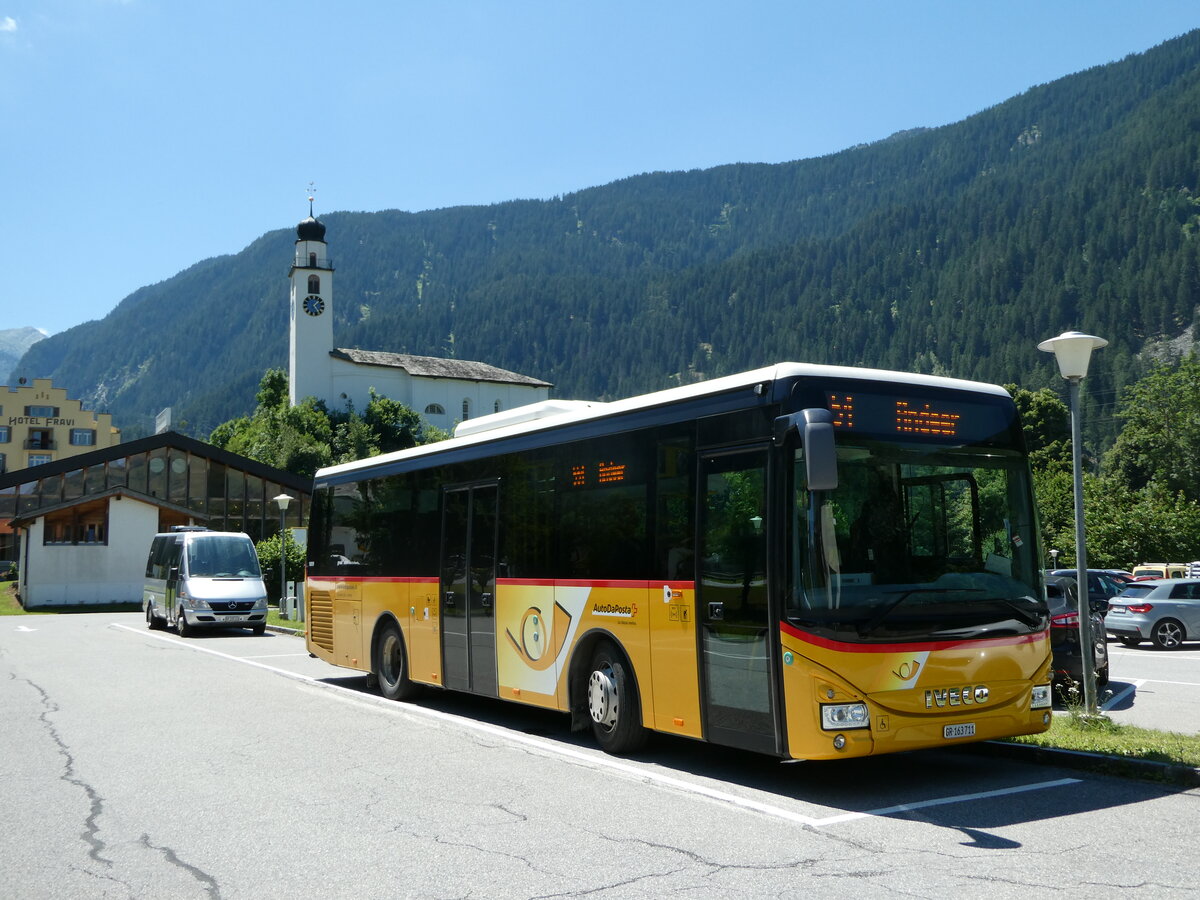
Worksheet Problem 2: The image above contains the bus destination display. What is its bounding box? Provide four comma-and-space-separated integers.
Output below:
571, 460, 628, 488
825, 391, 1012, 444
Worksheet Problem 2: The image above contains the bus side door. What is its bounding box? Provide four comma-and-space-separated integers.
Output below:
440, 482, 499, 696
698, 448, 781, 755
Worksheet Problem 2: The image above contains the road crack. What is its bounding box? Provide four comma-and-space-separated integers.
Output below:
16, 673, 112, 867
139, 833, 222, 898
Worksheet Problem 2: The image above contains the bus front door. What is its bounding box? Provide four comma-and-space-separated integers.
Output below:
440, 483, 499, 696
698, 449, 780, 755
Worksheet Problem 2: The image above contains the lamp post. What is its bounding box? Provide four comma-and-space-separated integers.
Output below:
273, 493, 292, 619
1049, 548, 1059, 569
1037, 331, 1108, 715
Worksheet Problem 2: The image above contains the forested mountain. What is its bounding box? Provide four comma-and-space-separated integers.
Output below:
14, 30, 1200, 443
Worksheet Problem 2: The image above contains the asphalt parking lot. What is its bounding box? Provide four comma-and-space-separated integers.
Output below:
1099, 640, 1200, 734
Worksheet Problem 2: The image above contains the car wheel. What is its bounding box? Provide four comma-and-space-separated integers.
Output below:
1118, 636, 1141, 648
1151, 618, 1185, 650
146, 604, 162, 631
375, 621, 420, 701
1096, 662, 1109, 687
586, 641, 648, 755
176, 610, 190, 638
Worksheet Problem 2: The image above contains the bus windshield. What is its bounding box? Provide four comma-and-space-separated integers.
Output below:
789, 440, 1046, 643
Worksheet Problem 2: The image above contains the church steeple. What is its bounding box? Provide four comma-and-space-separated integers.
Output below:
288, 192, 335, 407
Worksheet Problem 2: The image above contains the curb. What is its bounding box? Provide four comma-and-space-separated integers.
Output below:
970, 739, 1200, 788
266, 623, 304, 636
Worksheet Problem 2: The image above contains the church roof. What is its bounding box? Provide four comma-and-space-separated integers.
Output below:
330, 349, 553, 388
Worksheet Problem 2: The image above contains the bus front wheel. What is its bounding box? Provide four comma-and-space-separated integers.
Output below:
375, 622, 420, 701
587, 642, 648, 754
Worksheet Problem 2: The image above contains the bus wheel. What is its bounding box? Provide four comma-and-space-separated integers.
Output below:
375, 622, 420, 701
587, 643, 648, 754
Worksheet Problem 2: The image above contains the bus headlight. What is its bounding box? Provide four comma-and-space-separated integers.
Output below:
1031, 684, 1052, 710
821, 702, 869, 730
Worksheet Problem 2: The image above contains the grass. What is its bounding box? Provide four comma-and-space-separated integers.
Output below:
267, 606, 305, 633
1008, 709, 1200, 769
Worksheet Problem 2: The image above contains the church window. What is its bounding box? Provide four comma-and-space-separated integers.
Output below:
309, 252, 317, 266
462, 399, 471, 421
424, 404, 445, 415
308, 274, 320, 293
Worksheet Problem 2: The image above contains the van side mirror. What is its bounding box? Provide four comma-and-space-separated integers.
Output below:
168, 565, 180, 583
774, 407, 838, 491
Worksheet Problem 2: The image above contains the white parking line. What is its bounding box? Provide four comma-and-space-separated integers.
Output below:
1102, 679, 1145, 711
111, 622, 1083, 829
1107, 649, 1200, 660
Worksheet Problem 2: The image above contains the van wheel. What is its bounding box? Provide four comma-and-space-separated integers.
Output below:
146, 605, 163, 631
251, 623, 266, 636
375, 622, 420, 701
586, 642, 648, 755
176, 612, 190, 638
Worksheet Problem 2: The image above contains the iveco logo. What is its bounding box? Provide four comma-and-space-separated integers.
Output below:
924, 685, 990, 708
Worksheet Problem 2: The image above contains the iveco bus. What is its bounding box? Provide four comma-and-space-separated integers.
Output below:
304, 363, 1053, 759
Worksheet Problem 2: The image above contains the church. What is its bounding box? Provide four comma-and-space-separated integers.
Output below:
287, 207, 551, 427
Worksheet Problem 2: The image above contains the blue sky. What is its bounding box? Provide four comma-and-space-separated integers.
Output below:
3, 1, 1198, 336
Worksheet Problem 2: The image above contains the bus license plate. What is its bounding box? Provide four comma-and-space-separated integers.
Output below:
944, 723, 975, 739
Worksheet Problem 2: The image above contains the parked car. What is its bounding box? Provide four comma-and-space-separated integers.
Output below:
1131, 563, 1188, 581
1045, 576, 1109, 688
1107, 578, 1200, 649
1048, 569, 1130, 602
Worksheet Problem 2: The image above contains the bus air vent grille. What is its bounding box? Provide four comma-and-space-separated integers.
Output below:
308, 590, 334, 652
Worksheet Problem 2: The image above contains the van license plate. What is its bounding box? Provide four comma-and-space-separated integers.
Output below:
944, 723, 975, 739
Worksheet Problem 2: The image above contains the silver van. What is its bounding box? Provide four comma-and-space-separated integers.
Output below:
143, 527, 269, 636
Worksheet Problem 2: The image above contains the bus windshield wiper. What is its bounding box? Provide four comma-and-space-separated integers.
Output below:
981, 596, 1046, 629
856, 587, 982, 637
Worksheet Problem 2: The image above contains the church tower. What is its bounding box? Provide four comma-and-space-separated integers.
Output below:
288, 200, 335, 406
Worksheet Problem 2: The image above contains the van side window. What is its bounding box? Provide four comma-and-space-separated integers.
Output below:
146, 537, 165, 578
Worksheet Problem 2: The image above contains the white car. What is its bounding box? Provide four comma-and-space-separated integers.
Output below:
1107, 579, 1200, 650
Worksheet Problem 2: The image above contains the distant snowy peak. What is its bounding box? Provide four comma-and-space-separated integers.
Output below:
1, 327, 49, 385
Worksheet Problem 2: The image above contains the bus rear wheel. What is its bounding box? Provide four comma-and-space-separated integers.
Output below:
587, 642, 648, 755
375, 621, 420, 701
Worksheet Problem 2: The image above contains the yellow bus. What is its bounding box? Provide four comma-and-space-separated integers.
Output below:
304, 363, 1053, 759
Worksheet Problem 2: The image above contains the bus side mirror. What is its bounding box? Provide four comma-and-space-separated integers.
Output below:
773, 408, 838, 491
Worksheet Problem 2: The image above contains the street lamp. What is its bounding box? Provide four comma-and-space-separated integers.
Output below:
1037, 330, 1108, 715
273, 493, 292, 619
1049, 548, 1060, 568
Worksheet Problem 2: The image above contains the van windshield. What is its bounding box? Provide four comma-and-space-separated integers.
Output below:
187, 537, 261, 578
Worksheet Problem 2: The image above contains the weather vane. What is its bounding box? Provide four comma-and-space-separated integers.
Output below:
307, 181, 316, 216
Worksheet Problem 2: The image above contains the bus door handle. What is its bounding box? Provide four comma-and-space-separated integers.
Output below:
708, 602, 724, 621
